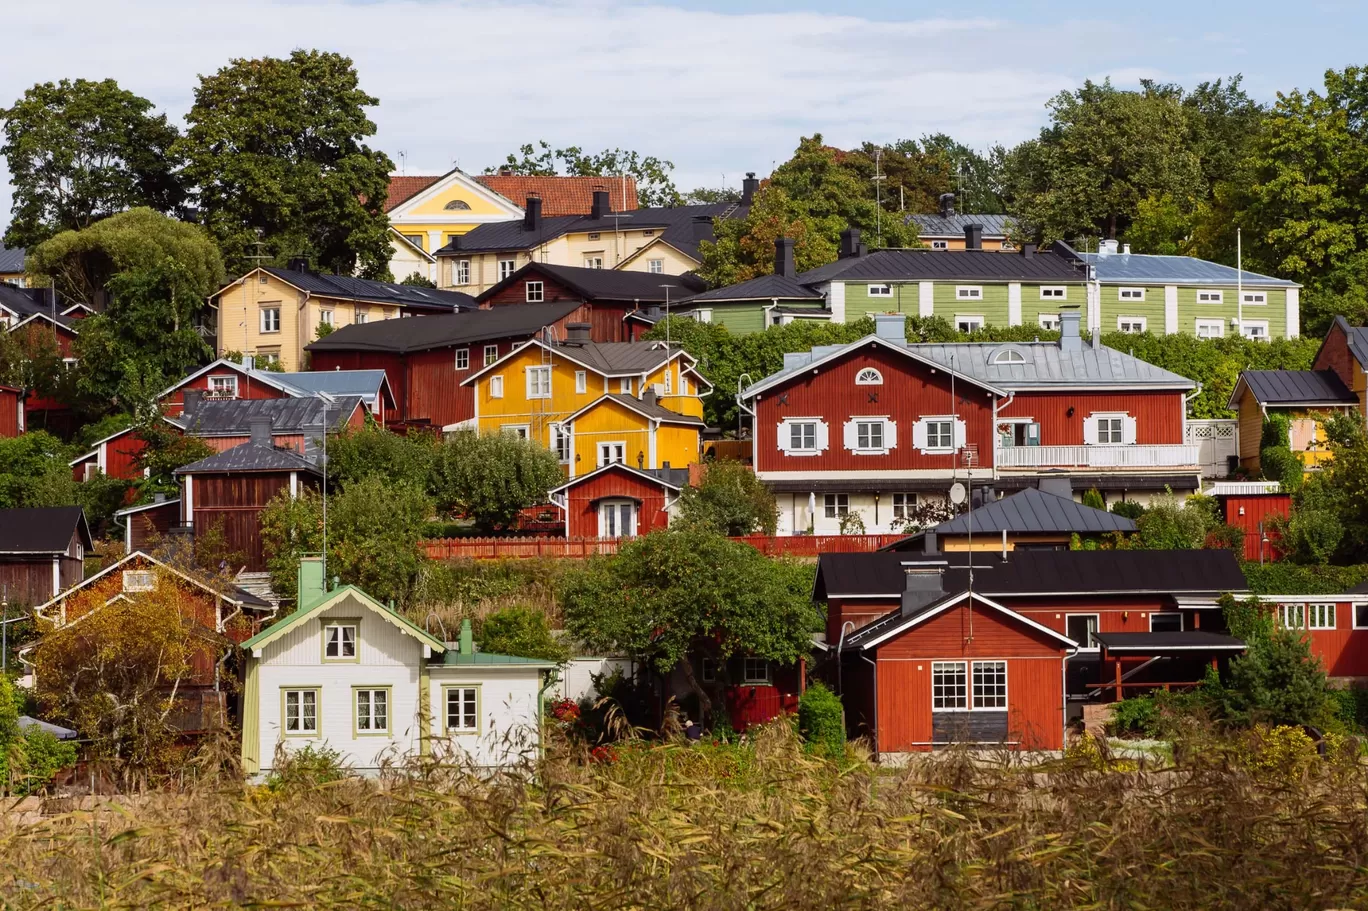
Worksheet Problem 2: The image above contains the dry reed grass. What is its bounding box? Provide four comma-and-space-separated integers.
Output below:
0, 723, 1365, 909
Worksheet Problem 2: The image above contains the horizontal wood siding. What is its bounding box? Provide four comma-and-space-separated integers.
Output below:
1237, 394, 1264, 466
1001, 392, 1184, 445
1272, 601, 1368, 677
309, 350, 407, 420
483, 275, 582, 307
565, 469, 672, 538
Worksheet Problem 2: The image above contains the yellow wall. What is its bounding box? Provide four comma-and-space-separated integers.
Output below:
618, 241, 700, 276
941, 533, 1069, 551
920, 237, 1012, 252
569, 399, 656, 475
654, 423, 702, 471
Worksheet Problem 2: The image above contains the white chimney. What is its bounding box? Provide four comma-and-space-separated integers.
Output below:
1122, 243, 1131, 255
1099, 239, 1119, 257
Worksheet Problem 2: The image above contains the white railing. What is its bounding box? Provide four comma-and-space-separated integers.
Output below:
995, 444, 1202, 470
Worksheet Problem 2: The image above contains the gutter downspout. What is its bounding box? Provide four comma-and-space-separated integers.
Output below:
991, 391, 1014, 482
835, 621, 856, 695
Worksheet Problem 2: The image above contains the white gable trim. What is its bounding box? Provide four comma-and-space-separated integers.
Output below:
157, 357, 292, 402
387, 168, 524, 221
34, 550, 261, 623
857, 591, 1078, 650
244, 586, 445, 656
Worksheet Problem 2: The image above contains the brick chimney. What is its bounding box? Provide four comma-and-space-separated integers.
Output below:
590, 188, 611, 220
523, 195, 542, 232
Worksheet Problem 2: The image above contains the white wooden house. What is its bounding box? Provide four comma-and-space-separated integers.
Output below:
241, 558, 557, 775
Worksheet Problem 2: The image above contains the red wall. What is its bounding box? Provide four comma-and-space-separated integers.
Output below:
484, 278, 635, 343
753, 345, 997, 473
0, 387, 20, 437
1270, 601, 1368, 677
1000, 392, 1185, 444
563, 467, 673, 538
1225, 494, 1292, 562
1313, 321, 1353, 388
164, 372, 287, 416
483, 274, 583, 307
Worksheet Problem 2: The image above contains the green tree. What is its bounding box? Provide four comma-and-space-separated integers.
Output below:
478, 606, 569, 663
400, 271, 436, 288
918, 134, 1007, 214
325, 422, 438, 491
0, 322, 70, 424
1134, 492, 1208, 550
562, 528, 821, 718
676, 459, 777, 535
1, 78, 184, 248
768, 135, 919, 249
0, 431, 78, 510
696, 185, 836, 287
683, 186, 741, 205
488, 140, 680, 207
430, 431, 563, 533
179, 50, 394, 277
1219, 627, 1334, 728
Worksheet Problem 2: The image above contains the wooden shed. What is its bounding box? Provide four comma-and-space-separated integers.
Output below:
0, 384, 22, 437
548, 463, 687, 538
0, 507, 91, 606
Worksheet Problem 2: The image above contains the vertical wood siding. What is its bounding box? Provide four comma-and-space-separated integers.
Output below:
564, 468, 672, 538
190, 472, 300, 571
1000, 392, 1185, 445
0, 388, 20, 437
1272, 601, 1368, 677
127, 503, 179, 552
1224, 494, 1292, 561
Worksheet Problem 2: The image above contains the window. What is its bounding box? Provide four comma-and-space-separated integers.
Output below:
867, 284, 893, 297
598, 499, 637, 537
1038, 313, 1060, 331
932, 662, 968, 711
283, 689, 319, 736
445, 686, 479, 733
324, 623, 357, 660
1242, 320, 1269, 341
122, 570, 154, 592
1040, 286, 1067, 300
402, 233, 425, 250
501, 425, 529, 439
259, 274, 268, 284
647, 259, 664, 274
454, 348, 469, 370
260, 307, 281, 333
1197, 290, 1224, 304
993, 349, 1026, 364
855, 368, 883, 385
355, 308, 369, 325
956, 315, 984, 333
1096, 416, 1124, 444
1279, 603, 1305, 630
924, 419, 954, 451
1117, 315, 1146, 334
1354, 604, 1368, 629
1308, 603, 1335, 630
444, 199, 471, 211
1242, 291, 1267, 305
855, 420, 884, 451
598, 442, 626, 466
525, 280, 544, 302
695, 309, 712, 324
256, 351, 281, 368
1066, 614, 1099, 649
550, 423, 571, 463
892, 493, 917, 519
680, 375, 690, 395
701, 658, 717, 683
354, 688, 389, 735
955, 286, 983, 300
489, 375, 504, 398
207, 375, 238, 399
930, 240, 948, 250
823, 494, 849, 518
1118, 287, 1146, 301
575, 370, 587, 393
972, 661, 1008, 709
619, 377, 633, 394
587, 232, 601, 241
319, 309, 334, 327
1149, 612, 1183, 632
498, 259, 516, 281
787, 421, 818, 453
483, 344, 499, 366
742, 658, 771, 685
583, 256, 604, 270
527, 366, 552, 399
1195, 319, 1225, 339
453, 260, 470, 286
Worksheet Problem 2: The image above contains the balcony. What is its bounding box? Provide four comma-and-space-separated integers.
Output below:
995, 444, 1201, 470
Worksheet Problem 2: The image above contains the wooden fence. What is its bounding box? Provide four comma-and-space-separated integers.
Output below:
421, 533, 907, 561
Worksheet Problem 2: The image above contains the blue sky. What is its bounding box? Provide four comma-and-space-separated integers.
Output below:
2, 0, 1366, 236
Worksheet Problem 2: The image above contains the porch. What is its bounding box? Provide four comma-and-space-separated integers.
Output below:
1078, 631, 1246, 702
996, 444, 1202, 470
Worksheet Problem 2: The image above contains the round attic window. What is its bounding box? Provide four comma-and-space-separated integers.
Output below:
991, 347, 1028, 365
855, 368, 884, 385
444, 199, 472, 211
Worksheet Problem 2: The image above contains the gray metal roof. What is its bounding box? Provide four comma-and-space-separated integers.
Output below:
0, 246, 24, 273
797, 248, 1085, 285
551, 340, 682, 375
592, 393, 705, 425
18, 716, 77, 740
175, 440, 323, 475
1076, 252, 1299, 287
1238, 370, 1356, 406
306, 301, 582, 354
908, 214, 1013, 238
170, 396, 362, 436
266, 369, 390, 402
260, 267, 476, 311
925, 488, 1136, 536
683, 273, 825, 304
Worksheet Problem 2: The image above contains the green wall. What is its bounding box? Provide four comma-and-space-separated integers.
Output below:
703, 300, 827, 334
844, 282, 919, 321
1174, 287, 1286, 338
1099, 285, 1166, 334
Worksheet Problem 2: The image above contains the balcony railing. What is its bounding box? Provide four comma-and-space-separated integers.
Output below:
995, 444, 1201, 470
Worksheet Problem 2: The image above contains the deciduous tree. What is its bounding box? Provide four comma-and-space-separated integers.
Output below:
430, 430, 564, 533
676, 459, 777, 535
489, 141, 680, 207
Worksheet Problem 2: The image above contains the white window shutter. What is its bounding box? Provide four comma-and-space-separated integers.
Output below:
912, 419, 928, 451
842, 420, 858, 451
885, 419, 898, 450
953, 419, 967, 449
776, 422, 791, 453
1083, 416, 1098, 445
815, 421, 830, 452
1122, 415, 1138, 445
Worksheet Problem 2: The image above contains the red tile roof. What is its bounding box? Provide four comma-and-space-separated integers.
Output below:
474, 175, 638, 216
384, 175, 443, 212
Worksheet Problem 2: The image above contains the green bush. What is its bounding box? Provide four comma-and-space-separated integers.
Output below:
1260, 445, 1304, 492
1082, 488, 1106, 510
796, 682, 845, 759
1241, 562, 1368, 595
265, 744, 346, 791
1108, 695, 1160, 738
479, 606, 569, 663
1328, 686, 1368, 733
1110, 500, 1145, 520
11, 730, 77, 797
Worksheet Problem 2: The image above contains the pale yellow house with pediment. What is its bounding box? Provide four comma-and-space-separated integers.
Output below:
383, 171, 526, 280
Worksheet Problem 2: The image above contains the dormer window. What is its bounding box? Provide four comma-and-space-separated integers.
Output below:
444, 199, 471, 210
855, 368, 883, 385
122, 570, 154, 592
993, 349, 1026, 364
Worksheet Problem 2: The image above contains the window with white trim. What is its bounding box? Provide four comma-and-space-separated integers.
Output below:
1118, 287, 1146, 301
1354, 604, 1368, 629
445, 686, 479, 733
575, 370, 587, 394
1117, 315, 1146, 334
823, 494, 848, 518
1066, 614, 1099, 649
208, 376, 238, 399
916, 418, 955, 452
1241, 320, 1269, 341
598, 499, 637, 538
501, 425, 529, 439
525, 280, 544, 302
549, 423, 571, 463
583, 256, 604, 269
454, 348, 469, 370
1149, 612, 1183, 632
1195, 319, 1225, 339
932, 661, 968, 710
972, 661, 1007, 709
587, 233, 600, 241
1197, 290, 1224, 304
319, 309, 334, 327
453, 260, 470, 286
597, 442, 626, 466
488, 375, 504, 399
855, 368, 883, 385
324, 623, 356, 660
855, 420, 884, 451
483, 344, 498, 366
498, 259, 516, 281
619, 377, 633, 394
742, 658, 772, 684
1308, 603, 1335, 630
260, 307, 281, 333
930, 240, 948, 250
1242, 291, 1267, 305
526, 365, 552, 399
1040, 286, 1066, 300
993, 349, 1026, 364
867, 284, 893, 297
354, 308, 369, 325
122, 570, 154, 592
283, 689, 318, 735
1279, 603, 1305, 630
892, 493, 917, 519
1038, 313, 1060, 331
783, 419, 820, 455
955, 286, 983, 300
355, 689, 389, 734
647, 259, 664, 274
1097, 415, 1124, 444
695, 309, 712, 323
956, 315, 984, 333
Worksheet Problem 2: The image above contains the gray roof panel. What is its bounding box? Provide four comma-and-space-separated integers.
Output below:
1240, 370, 1356, 405
175, 440, 323, 475
1076, 252, 1299, 287
908, 214, 1013, 238
306, 300, 582, 354
170, 396, 362, 436
683, 273, 826, 303
262, 267, 476, 311
797, 248, 1085, 285
0, 246, 24, 274
925, 488, 1136, 536
267, 369, 390, 401
0, 506, 92, 554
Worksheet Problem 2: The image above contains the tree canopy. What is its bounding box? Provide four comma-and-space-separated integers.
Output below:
430, 430, 565, 533
488, 141, 680, 207
676, 459, 777, 536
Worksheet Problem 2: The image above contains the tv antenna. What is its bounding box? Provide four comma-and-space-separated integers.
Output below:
872, 148, 886, 246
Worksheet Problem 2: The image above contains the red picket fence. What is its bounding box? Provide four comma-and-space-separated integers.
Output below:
421, 533, 906, 561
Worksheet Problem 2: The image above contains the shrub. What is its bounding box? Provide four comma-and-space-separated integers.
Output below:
1110, 500, 1145, 520
1241, 725, 1318, 782
675, 459, 778, 536
1082, 488, 1106, 510
796, 683, 845, 759
1108, 695, 1159, 738
1328, 685, 1368, 732
11, 730, 77, 797
479, 606, 570, 663
265, 744, 346, 791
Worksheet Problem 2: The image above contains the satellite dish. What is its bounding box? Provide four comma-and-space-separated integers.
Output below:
949, 482, 966, 505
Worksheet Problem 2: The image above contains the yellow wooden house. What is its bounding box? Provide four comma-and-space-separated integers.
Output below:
458, 326, 710, 477
1227, 370, 1357, 472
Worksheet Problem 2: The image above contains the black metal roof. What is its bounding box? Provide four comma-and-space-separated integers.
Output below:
476, 263, 706, 305
306, 300, 581, 354
170, 396, 362, 436
0, 285, 80, 328
681, 273, 825, 304
0, 246, 24, 274
908, 214, 1014, 238
175, 441, 323, 475
1092, 631, 1246, 653
1238, 370, 1357, 406
887, 489, 1135, 546
796, 248, 1086, 285
259, 267, 476, 312
0, 507, 92, 554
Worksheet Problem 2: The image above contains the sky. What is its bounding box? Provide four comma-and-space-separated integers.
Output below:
3, 0, 1367, 234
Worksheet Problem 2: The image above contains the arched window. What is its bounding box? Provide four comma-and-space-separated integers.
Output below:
993, 349, 1027, 364
444, 199, 472, 211
855, 368, 883, 385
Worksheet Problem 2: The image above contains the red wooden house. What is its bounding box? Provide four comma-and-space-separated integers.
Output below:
1206, 481, 1291, 562
0, 290, 81, 436
0, 384, 22, 437
0, 507, 91, 606
1261, 591, 1368, 680
548, 463, 687, 537
115, 497, 181, 553
739, 309, 1200, 535
158, 358, 395, 419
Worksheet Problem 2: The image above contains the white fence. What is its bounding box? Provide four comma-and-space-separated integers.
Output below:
1185, 420, 1240, 478
995, 444, 1202, 470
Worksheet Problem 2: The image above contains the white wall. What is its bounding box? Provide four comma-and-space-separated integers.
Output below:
553, 657, 634, 703
427, 666, 544, 768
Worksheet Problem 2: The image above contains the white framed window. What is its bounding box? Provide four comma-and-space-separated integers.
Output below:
318, 309, 334, 327
354, 688, 389, 735
498, 259, 516, 281
1195, 318, 1225, 339
454, 348, 469, 371
1098, 415, 1124, 444
955, 286, 983, 300
453, 260, 470, 286
324, 623, 357, 660
932, 661, 968, 711
575, 370, 587, 393
993, 349, 1026, 364
1149, 612, 1183, 632
742, 658, 772, 685
1354, 604, 1368, 630
207, 375, 238, 398
260, 307, 281, 333
1038, 313, 1060, 331
122, 570, 154, 592
1039, 286, 1067, 300
526, 366, 552, 399
867, 284, 893, 297
283, 689, 319, 736
647, 259, 664, 274
855, 368, 883, 385
1242, 291, 1267, 305
619, 377, 633, 394
354, 308, 369, 325
956, 315, 984, 333
913, 417, 959, 453
854, 420, 884, 452
1279, 603, 1305, 630
1118, 287, 1146, 301
779, 418, 826, 456
1308, 603, 1335, 630
483, 344, 498, 366
823, 494, 849, 519
695, 309, 713, 324
844, 417, 896, 455
489, 375, 504, 398
445, 685, 480, 733
1066, 614, 1100, 650
972, 661, 1008, 709
598, 499, 637, 538
930, 240, 949, 250
892, 492, 917, 519
1242, 320, 1269, 341
501, 424, 530, 439
680, 375, 690, 395
584, 256, 604, 269
701, 658, 717, 683
1117, 315, 1146, 334
525, 280, 544, 303
791, 422, 816, 451
1197, 290, 1224, 304
549, 423, 571, 463
597, 441, 626, 466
